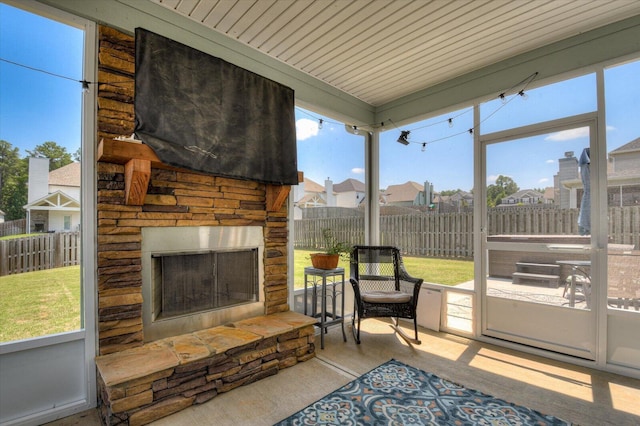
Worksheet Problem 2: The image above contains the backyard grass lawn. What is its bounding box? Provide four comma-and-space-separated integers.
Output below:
0, 266, 81, 343
294, 249, 473, 288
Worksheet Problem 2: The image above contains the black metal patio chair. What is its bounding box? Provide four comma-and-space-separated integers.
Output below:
349, 245, 424, 345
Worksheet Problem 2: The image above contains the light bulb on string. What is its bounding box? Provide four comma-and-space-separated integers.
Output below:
421, 143, 427, 152
499, 93, 507, 104
518, 90, 528, 100
318, 119, 323, 129
448, 118, 453, 128
81, 80, 90, 93
353, 125, 359, 135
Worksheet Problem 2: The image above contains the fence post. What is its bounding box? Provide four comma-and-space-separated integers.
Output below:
0, 241, 6, 276
56, 233, 63, 268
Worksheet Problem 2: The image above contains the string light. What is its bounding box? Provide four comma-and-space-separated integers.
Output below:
397, 130, 410, 145
393, 71, 538, 149
421, 143, 427, 152
0, 57, 133, 91
4, 55, 538, 144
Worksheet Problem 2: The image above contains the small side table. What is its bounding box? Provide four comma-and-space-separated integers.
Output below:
304, 266, 347, 349
557, 260, 591, 308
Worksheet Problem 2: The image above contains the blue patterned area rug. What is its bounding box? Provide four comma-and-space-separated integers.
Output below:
274, 359, 571, 425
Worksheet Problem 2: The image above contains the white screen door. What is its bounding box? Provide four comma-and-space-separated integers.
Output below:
480, 117, 597, 360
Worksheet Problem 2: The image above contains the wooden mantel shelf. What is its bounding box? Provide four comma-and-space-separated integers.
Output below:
97, 138, 300, 211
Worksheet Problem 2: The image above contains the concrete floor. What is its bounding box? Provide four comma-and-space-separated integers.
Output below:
47, 318, 640, 426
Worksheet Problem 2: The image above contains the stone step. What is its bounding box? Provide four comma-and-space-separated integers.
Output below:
515, 262, 560, 270
512, 271, 560, 288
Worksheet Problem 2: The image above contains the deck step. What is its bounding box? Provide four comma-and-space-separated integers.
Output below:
512, 271, 560, 288
515, 262, 560, 270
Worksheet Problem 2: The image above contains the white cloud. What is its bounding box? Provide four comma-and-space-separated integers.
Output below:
351, 167, 365, 174
546, 159, 555, 164
296, 118, 318, 140
545, 127, 589, 141
538, 178, 549, 184
487, 174, 499, 184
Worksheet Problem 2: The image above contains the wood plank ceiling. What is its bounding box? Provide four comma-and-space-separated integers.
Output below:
151, 0, 640, 107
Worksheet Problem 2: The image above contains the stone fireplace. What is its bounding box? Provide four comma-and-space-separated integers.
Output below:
94, 25, 315, 426
95, 26, 293, 355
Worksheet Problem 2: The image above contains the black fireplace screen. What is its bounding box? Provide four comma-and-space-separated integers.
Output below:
154, 249, 258, 320
134, 28, 298, 185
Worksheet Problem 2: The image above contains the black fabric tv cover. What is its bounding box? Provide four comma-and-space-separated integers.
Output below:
134, 28, 298, 185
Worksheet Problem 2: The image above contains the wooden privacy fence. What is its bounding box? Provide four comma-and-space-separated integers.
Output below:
0, 218, 26, 237
0, 232, 80, 276
294, 206, 640, 259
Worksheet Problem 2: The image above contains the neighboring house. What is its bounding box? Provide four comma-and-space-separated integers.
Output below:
0, 210, 4, 223
500, 189, 545, 205
607, 137, 640, 206
380, 181, 424, 207
295, 177, 328, 209
295, 177, 366, 209
23, 157, 81, 232
333, 178, 365, 208
433, 190, 474, 213
557, 139, 640, 208
293, 177, 366, 218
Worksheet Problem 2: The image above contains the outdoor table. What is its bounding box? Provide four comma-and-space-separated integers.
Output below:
304, 267, 347, 349
557, 260, 591, 308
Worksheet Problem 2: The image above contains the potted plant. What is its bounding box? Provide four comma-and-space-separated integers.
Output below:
310, 228, 352, 270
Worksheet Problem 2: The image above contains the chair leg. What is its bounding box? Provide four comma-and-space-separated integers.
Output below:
351, 311, 361, 344
390, 317, 422, 346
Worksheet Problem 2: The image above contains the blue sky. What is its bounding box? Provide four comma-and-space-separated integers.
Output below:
2, 2, 639, 194
0, 3, 84, 157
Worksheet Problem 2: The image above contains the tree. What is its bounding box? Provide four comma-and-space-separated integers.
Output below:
486, 175, 519, 207
0, 140, 20, 201
495, 175, 519, 194
26, 141, 73, 171
439, 189, 463, 196
2, 159, 28, 220
0, 141, 28, 220
73, 146, 81, 162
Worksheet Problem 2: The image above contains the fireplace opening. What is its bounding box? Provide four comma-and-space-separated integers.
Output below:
153, 249, 258, 320
141, 226, 265, 342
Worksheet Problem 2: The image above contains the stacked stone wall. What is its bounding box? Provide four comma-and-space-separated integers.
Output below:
96, 24, 290, 355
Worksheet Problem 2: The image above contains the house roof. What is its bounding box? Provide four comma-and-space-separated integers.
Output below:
49, 162, 81, 187
334, 178, 365, 193
303, 177, 325, 193
296, 193, 326, 207
383, 181, 423, 203
151, 0, 640, 107
23, 190, 80, 210
504, 189, 544, 200
610, 137, 640, 154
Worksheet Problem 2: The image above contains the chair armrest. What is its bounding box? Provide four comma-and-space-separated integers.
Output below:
349, 278, 363, 307
397, 257, 424, 306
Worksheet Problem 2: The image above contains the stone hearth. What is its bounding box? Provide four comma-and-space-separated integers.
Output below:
96, 312, 315, 425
